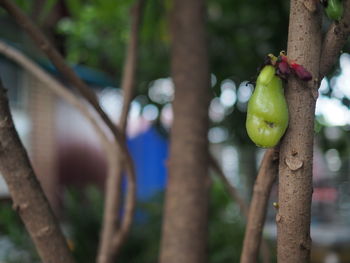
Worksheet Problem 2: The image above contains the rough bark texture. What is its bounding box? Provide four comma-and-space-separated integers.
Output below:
0, 79, 75, 263
159, 0, 211, 262
320, 0, 350, 78
240, 148, 278, 263
277, 1, 322, 262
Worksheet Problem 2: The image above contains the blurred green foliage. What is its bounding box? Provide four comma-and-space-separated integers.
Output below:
0, 179, 247, 263
4, 0, 349, 148
57, 1, 134, 74
0, 202, 39, 263
54, 0, 170, 91
209, 177, 245, 262
1, 0, 349, 146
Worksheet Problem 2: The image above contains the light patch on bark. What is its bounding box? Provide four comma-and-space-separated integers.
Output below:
285, 156, 303, 171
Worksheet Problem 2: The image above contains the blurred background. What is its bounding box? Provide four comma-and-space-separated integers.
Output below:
0, 0, 349, 262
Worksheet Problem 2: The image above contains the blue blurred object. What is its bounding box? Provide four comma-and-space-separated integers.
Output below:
38, 60, 116, 87
128, 126, 168, 200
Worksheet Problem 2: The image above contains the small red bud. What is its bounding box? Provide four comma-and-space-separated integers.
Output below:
290, 62, 312, 81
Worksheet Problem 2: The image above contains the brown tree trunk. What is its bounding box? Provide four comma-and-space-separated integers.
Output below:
0, 79, 75, 263
277, 1, 322, 262
159, 0, 211, 262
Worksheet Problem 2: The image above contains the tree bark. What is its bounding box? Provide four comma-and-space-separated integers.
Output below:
277, 1, 322, 262
0, 79, 75, 263
320, 0, 350, 78
159, 0, 211, 262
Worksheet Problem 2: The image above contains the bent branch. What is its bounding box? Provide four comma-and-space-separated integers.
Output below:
97, 1, 145, 262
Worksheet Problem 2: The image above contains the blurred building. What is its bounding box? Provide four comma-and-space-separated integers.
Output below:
0, 41, 169, 214
0, 46, 111, 208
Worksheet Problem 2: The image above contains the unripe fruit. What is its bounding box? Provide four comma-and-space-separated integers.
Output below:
325, 0, 343, 21
246, 65, 289, 148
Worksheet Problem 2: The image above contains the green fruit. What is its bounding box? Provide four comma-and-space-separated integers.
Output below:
325, 0, 343, 21
246, 65, 289, 148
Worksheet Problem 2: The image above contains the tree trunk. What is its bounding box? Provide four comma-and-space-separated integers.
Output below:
159, 0, 211, 262
277, 1, 322, 262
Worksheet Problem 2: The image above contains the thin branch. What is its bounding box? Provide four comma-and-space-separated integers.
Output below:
97, 1, 145, 262
119, 0, 144, 130
320, 0, 350, 78
240, 148, 279, 263
111, 0, 145, 254
0, 0, 137, 258
0, 78, 76, 263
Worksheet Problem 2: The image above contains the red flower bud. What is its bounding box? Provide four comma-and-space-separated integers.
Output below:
290, 62, 312, 81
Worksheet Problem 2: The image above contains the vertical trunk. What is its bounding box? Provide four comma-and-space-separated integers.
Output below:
277, 1, 322, 262
159, 0, 210, 262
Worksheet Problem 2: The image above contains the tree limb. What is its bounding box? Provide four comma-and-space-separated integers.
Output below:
119, 0, 145, 131
97, 1, 145, 262
111, 0, 145, 253
0, 78, 76, 263
320, 0, 350, 78
240, 148, 278, 263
